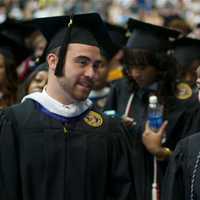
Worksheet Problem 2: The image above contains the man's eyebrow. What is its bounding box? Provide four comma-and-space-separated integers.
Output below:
94, 60, 103, 64
73, 55, 90, 60
73, 56, 102, 63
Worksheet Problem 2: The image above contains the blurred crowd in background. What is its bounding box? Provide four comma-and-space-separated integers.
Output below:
1, 0, 200, 30
1, 0, 200, 108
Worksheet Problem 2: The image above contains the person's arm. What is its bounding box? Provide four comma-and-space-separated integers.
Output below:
108, 123, 136, 199
0, 110, 21, 199
142, 121, 172, 160
103, 82, 118, 111
161, 140, 186, 200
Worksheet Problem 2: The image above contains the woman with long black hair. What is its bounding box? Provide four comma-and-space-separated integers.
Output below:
105, 18, 198, 200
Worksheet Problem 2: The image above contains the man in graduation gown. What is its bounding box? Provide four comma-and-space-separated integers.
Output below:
0, 13, 135, 200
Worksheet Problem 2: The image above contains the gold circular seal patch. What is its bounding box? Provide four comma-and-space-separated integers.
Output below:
176, 82, 192, 100
84, 111, 103, 127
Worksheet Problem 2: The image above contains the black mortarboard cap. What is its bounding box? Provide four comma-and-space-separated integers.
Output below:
0, 32, 31, 65
105, 22, 128, 49
0, 18, 37, 45
29, 13, 116, 76
173, 37, 200, 67
126, 18, 181, 51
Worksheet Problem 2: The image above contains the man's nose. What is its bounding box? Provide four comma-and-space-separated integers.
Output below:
84, 65, 96, 78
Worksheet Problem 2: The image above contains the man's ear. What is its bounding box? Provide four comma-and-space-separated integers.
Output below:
47, 53, 58, 72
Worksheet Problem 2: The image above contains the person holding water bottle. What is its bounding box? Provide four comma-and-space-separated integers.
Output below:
143, 95, 170, 160
105, 18, 199, 200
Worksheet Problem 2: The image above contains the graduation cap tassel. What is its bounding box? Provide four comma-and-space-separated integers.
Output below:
55, 15, 74, 76
152, 156, 159, 200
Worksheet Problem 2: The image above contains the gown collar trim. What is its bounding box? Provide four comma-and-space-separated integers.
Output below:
22, 89, 93, 118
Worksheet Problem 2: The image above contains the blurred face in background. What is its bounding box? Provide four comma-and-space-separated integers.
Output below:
33, 34, 47, 58
0, 54, 6, 85
128, 65, 160, 88
93, 57, 109, 90
28, 70, 48, 94
196, 66, 200, 102
196, 66, 200, 81
184, 60, 200, 87
26, 31, 47, 59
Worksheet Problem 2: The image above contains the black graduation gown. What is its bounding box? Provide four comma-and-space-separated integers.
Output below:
104, 78, 148, 135
105, 78, 154, 200
134, 96, 200, 200
164, 94, 200, 149
178, 97, 200, 138
0, 99, 135, 200
104, 78, 131, 116
105, 77, 200, 200
161, 133, 200, 200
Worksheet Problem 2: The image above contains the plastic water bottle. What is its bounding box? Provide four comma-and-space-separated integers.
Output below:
148, 95, 163, 132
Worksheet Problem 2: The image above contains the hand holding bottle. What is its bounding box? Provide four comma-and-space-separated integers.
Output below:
142, 120, 168, 156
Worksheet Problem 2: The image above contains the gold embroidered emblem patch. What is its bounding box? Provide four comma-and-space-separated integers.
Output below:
84, 111, 103, 127
176, 82, 192, 100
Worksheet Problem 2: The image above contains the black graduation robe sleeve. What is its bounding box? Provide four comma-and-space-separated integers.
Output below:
183, 102, 200, 137
0, 110, 21, 200
161, 139, 188, 200
107, 126, 135, 199
104, 81, 118, 111
104, 78, 131, 115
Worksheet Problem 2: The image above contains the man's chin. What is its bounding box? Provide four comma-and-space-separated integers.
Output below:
29, 89, 43, 93
74, 93, 90, 102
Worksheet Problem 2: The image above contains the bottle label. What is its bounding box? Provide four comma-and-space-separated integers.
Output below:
148, 114, 163, 131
